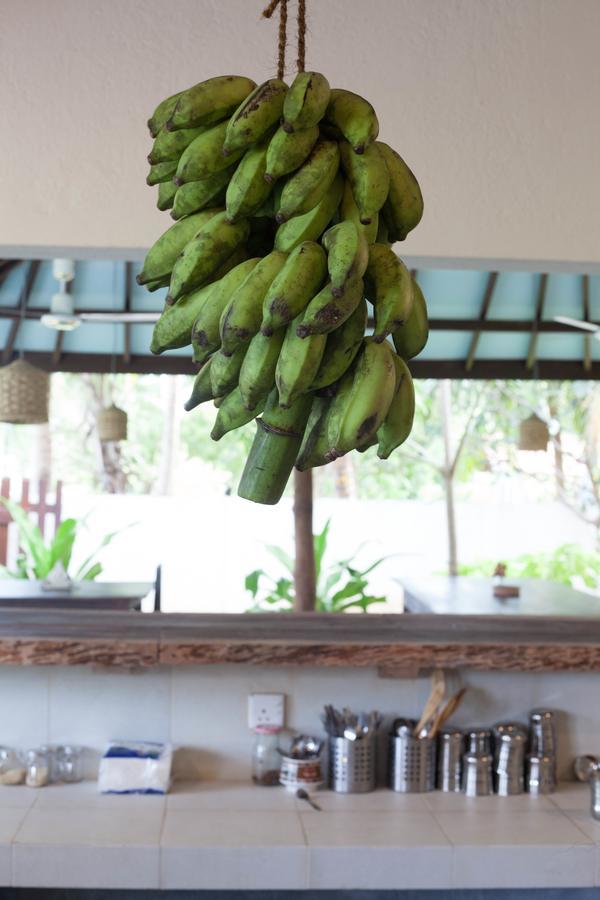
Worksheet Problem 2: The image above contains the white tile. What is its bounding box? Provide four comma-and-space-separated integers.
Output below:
303, 810, 452, 890
15, 805, 164, 846
450, 845, 596, 889
298, 787, 428, 813
550, 781, 590, 812
13, 844, 159, 889
0, 666, 49, 748
435, 806, 591, 846
48, 666, 171, 776
167, 780, 297, 810
0, 785, 37, 810
160, 809, 306, 889
0, 808, 35, 888
32, 780, 166, 811
426, 790, 554, 812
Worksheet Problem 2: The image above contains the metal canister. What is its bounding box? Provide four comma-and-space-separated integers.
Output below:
495, 731, 526, 795
388, 730, 436, 793
526, 754, 556, 795
462, 752, 493, 797
591, 772, 600, 820
437, 729, 464, 792
467, 728, 492, 755
529, 709, 557, 758
574, 755, 599, 783
329, 736, 376, 793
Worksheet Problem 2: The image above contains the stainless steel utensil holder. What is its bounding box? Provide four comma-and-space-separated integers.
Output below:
329, 737, 376, 793
388, 733, 436, 793
437, 729, 464, 792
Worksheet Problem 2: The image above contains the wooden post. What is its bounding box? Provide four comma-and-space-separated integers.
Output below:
293, 469, 316, 611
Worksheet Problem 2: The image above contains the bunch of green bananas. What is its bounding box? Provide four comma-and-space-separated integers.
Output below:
142, 72, 429, 505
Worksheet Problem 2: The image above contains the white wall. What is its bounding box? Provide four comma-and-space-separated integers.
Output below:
1, 663, 598, 783
3, 0, 600, 267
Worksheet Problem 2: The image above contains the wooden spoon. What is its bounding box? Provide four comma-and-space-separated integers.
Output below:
414, 669, 446, 736
428, 687, 467, 740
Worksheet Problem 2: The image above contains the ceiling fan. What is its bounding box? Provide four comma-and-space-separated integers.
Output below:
39, 259, 160, 331
554, 316, 600, 340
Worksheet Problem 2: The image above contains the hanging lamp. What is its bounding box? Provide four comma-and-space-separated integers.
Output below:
0, 359, 50, 425
518, 413, 549, 451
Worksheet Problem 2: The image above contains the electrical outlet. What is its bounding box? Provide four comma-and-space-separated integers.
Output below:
248, 693, 285, 730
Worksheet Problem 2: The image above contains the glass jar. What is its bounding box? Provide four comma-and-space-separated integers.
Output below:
252, 728, 281, 786
56, 745, 83, 783
25, 748, 50, 788
0, 747, 25, 786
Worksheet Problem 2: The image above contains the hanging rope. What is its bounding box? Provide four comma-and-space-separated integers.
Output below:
262, 0, 288, 80
297, 0, 306, 72
263, 0, 307, 76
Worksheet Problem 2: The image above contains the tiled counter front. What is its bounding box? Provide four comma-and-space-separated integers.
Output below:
0, 781, 599, 890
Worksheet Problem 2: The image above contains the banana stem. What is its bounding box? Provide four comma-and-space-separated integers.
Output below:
238, 418, 303, 505
293, 469, 316, 611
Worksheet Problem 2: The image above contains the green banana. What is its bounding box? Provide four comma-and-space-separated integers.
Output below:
210, 346, 247, 396
377, 354, 415, 459
325, 89, 379, 154
238, 328, 286, 410
148, 125, 207, 165
310, 297, 367, 390
326, 338, 396, 458
392, 278, 429, 359
211, 387, 267, 440
296, 277, 363, 337
274, 172, 343, 252
219, 251, 287, 355
377, 142, 424, 241
166, 76, 257, 131
157, 180, 177, 211
137, 209, 222, 285
167, 212, 250, 302
276, 140, 340, 222
339, 141, 389, 225
145, 275, 171, 292
339, 179, 378, 244
150, 283, 213, 354
225, 137, 273, 222
146, 160, 177, 186
191, 258, 259, 363
184, 358, 216, 411
148, 91, 183, 137
264, 125, 319, 182
364, 243, 413, 340
282, 71, 331, 131
223, 79, 288, 155
295, 396, 331, 470
175, 121, 244, 185
171, 169, 233, 219
261, 241, 327, 335
322, 221, 369, 297
276, 313, 326, 408
238, 390, 312, 505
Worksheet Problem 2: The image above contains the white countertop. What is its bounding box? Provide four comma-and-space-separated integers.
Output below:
0, 780, 598, 890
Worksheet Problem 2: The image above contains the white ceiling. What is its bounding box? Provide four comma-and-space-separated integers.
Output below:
2, 0, 600, 267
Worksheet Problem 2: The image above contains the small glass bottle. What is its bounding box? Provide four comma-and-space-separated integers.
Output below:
56, 745, 83, 783
25, 748, 50, 788
252, 727, 281, 786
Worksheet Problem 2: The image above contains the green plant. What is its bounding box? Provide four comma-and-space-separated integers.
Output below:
0, 497, 132, 581
457, 543, 600, 592
245, 520, 387, 613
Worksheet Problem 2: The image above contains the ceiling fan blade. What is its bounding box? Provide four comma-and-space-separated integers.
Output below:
78, 312, 160, 323
554, 315, 600, 334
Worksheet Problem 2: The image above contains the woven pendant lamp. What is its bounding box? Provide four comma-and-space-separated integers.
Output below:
518, 413, 549, 451
0, 359, 50, 424
97, 403, 128, 442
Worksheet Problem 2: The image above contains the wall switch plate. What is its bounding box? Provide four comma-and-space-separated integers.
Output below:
248, 693, 285, 730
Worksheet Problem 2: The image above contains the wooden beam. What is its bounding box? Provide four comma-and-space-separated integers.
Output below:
582, 274, 592, 373
123, 262, 132, 366
1, 260, 39, 364
526, 273, 548, 370
465, 271, 498, 372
